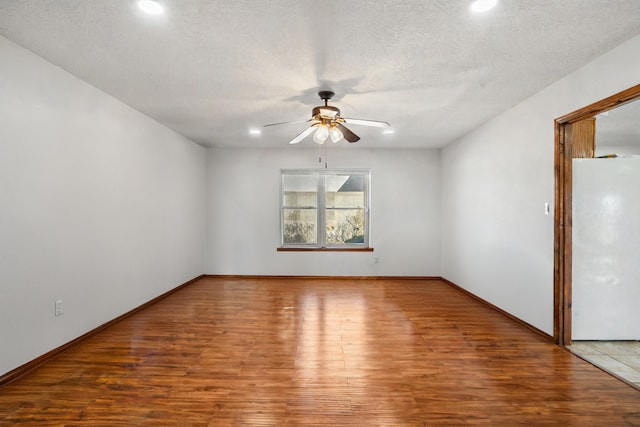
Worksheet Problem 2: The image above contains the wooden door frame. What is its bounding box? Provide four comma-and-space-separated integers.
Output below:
554, 83, 640, 345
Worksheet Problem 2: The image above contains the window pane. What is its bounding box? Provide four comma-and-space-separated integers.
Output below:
281, 170, 369, 248
283, 208, 317, 244
325, 174, 364, 208
325, 209, 365, 244
283, 175, 317, 207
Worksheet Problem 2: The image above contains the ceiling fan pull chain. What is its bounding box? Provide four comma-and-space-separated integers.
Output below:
324, 145, 328, 169
317, 145, 328, 168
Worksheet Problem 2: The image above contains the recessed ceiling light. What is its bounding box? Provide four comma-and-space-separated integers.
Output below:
249, 129, 261, 136
470, 0, 497, 13
137, 0, 164, 15
383, 129, 395, 135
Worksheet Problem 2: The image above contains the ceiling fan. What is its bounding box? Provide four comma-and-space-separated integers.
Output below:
264, 91, 390, 145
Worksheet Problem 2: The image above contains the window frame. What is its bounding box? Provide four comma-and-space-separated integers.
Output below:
280, 169, 371, 249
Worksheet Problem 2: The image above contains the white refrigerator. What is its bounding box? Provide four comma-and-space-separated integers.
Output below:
572, 158, 640, 340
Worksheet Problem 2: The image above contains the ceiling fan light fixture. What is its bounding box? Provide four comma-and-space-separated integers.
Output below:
137, 0, 164, 15
329, 126, 343, 143
313, 124, 329, 144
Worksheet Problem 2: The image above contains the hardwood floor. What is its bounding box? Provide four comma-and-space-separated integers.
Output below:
1, 277, 639, 425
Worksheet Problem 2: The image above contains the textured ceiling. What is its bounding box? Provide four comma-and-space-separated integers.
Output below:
1, 0, 640, 149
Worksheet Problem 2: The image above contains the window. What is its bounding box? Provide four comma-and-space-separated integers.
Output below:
281, 169, 370, 249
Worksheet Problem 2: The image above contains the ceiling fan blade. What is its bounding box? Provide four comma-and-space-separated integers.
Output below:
263, 119, 310, 127
288, 126, 317, 144
336, 123, 360, 143
343, 118, 390, 128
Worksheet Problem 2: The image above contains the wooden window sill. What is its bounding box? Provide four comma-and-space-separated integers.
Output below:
277, 247, 374, 252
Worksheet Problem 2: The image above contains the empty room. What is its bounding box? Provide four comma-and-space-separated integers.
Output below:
1, 1, 640, 425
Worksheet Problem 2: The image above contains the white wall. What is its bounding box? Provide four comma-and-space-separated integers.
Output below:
441, 34, 640, 335
206, 147, 441, 276
0, 36, 206, 376
595, 145, 640, 157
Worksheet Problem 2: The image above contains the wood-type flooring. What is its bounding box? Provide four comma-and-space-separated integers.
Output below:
1, 277, 639, 425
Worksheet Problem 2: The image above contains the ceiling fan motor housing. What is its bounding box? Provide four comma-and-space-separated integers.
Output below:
312, 105, 340, 120
315, 91, 340, 120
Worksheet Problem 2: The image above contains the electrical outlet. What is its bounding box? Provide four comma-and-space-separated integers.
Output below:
374, 256, 380, 264
55, 299, 63, 317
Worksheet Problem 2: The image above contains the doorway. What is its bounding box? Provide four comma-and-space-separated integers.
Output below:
554, 83, 640, 345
